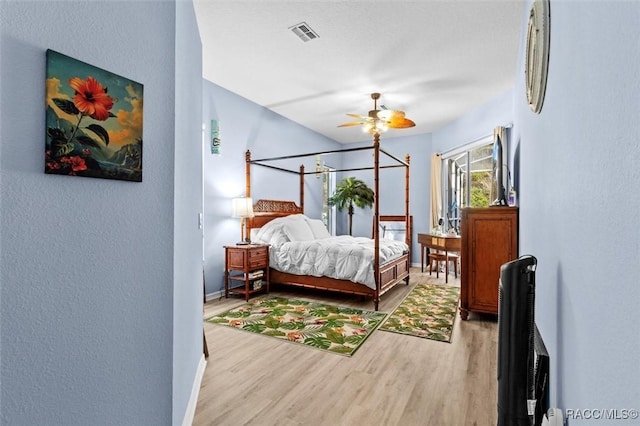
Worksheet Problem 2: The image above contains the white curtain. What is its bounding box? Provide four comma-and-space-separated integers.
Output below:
430, 153, 442, 231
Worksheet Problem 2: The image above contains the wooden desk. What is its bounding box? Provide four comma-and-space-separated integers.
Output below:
418, 233, 461, 280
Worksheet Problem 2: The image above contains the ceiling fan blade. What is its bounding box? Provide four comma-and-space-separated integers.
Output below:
388, 117, 416, 129
346, 113, 371, 120
337, 121, 365, 127
377, 109, 404, 121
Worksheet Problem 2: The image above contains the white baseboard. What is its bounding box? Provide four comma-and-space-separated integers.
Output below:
182, 354, 207, 426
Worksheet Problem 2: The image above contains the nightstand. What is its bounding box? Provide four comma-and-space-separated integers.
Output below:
224, 244, 270, 301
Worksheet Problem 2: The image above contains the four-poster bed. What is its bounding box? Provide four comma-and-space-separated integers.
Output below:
244, 133, 411, 311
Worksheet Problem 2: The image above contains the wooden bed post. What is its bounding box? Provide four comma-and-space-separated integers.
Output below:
245, 150, 251, 198
299, 164, 305, 213
373, 133, 381, 309
405, 153, 411, 251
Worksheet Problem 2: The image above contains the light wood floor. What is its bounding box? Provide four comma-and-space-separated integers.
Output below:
194, 268, 498, 426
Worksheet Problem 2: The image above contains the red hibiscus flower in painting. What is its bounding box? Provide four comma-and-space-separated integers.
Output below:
46, 75, 115, 177
69, 76, 114, 121
60, 156, 88, 172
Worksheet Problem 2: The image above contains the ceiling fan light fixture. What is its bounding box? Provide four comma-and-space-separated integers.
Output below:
375, 121, 388, 133
338, 92, 415, 135
362, 119, 388, 134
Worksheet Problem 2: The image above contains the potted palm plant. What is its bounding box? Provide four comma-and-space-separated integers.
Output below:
328, 176, 375, 236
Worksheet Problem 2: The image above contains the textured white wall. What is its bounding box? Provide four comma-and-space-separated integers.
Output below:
0, 1, 197, 424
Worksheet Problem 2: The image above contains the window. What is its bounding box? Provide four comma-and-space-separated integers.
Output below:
321, 164, 336, 235
441, 137, 494, 233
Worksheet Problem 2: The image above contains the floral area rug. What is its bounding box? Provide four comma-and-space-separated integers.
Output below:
379, 284, 460, 342
205, 297, 387, 356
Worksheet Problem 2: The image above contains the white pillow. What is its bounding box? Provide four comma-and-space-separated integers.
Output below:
255, 221, 277, 243
306, 218, 331, 239
282, 216, 315, 241
254, 215, 307, 245
253, 220, 289, 247
255, 216, 290, 242
268, 226, 290, 248
249, 228, 261, 242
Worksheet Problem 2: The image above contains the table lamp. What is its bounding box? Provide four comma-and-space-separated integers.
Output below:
231, 197, 254, 245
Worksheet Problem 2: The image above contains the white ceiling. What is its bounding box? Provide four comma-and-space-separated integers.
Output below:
194, 0, 524, 144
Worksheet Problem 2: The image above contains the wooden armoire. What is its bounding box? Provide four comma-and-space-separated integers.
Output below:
460, 207, 518, 320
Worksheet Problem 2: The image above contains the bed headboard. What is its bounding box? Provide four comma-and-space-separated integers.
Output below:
377, 215, 413, 250
246, 199, 303, 229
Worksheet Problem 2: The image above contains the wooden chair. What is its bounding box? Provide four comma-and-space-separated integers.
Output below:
428, 251, 460, 282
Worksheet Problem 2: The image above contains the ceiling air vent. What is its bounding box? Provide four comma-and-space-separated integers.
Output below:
289, 22, 319, 42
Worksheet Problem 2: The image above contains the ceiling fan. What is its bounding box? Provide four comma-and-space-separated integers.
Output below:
338, 92, 416, 134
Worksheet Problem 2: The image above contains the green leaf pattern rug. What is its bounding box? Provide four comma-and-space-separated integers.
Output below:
206, 297, 387, 356
379, 284, 460, 342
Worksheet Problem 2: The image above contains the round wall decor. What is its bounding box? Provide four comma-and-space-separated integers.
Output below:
525, 0, 550, 113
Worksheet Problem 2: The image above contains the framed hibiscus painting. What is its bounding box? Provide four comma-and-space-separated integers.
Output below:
45, 49, 143, 182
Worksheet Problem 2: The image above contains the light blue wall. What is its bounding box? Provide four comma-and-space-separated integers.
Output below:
202, 81, 341, 295
173, 1, 204, 425
432, 88, 514, 155
513, 0, 640, 420
380, 134, 433, 263
0, 1, 203, 424
336, 133, 433, 265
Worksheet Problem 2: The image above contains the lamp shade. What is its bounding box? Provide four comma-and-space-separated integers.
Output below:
231, 197, 255, 218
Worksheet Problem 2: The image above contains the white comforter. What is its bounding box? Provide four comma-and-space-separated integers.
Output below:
252, 214, 408, 289
270, 236, 408, 289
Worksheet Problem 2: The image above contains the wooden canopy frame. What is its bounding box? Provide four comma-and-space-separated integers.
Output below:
244, 133, 411, 310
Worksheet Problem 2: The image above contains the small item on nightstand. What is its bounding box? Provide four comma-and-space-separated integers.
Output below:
252, 279, 263, 290
248, 270, 264, 280
231, 197, 254, 245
